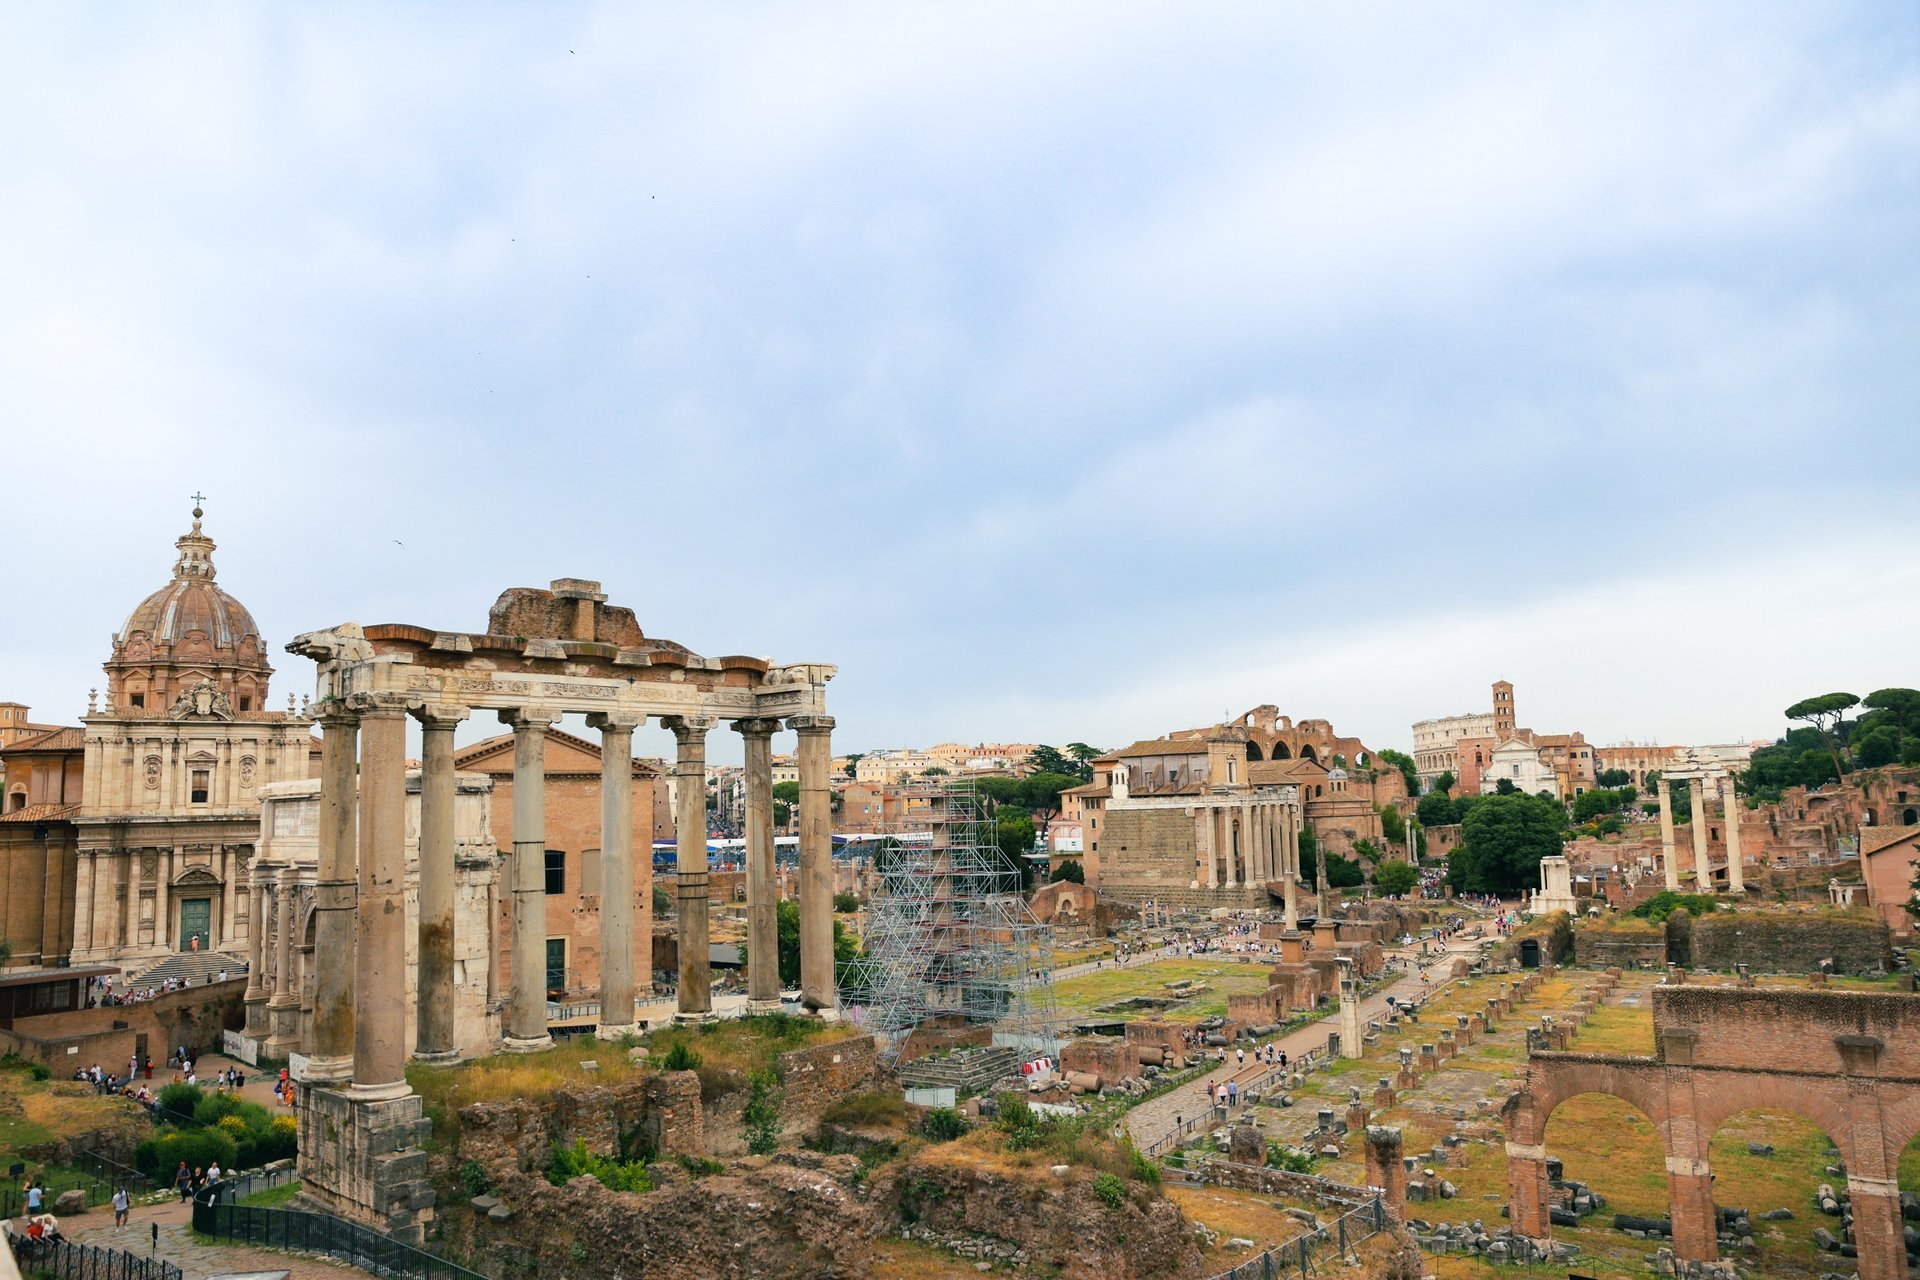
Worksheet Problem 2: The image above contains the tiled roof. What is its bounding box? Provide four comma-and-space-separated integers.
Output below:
1860, 825, 1920, 855
1107, 739, 1208, 759
1, 726, 84, 753
0, 803, 80, 824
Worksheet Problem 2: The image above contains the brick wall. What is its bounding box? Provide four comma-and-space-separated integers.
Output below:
776, 1034, 885, 1117
1688, 910, 1892, 975
0, 979, 245, 1066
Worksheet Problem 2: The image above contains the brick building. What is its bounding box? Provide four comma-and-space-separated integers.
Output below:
455, 726, 671, 999
0, 726, 84, 969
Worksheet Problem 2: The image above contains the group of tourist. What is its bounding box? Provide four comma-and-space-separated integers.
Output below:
172, 1159, 223, 1202
86, 968, 236, 1008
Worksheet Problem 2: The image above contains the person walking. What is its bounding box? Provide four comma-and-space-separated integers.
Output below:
174, 1162, 193, 1202
112, 1185, 131, 1227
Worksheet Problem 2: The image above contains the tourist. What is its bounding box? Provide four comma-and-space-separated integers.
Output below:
112, 1185, 131, 1227
206, 1161, 222, 1187
174, 1162, 193, 1202
25, 1180, 44, 1216
1235, 1046, 1245, 1067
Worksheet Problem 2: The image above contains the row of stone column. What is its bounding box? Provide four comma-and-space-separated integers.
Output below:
298, 697, 838, 1096
1656, 774, 1744, 894
1196, 798, 1304, 907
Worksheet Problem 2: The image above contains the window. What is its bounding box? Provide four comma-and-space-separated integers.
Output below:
191, 770, 210, 803
131, 694, 145, 708
7, 790, 24, 812
544, 850, 566, 895
239, 697, 251, 712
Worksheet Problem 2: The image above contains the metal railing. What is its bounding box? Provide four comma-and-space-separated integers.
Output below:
6, 1236, 183, 1280
1195, 1195, 1387, 1280
193, 1172, 489, 1280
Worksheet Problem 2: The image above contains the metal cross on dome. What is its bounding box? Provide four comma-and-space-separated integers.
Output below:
191, 491, 206, 506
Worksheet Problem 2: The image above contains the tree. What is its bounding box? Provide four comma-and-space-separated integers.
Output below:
1416, 791, 1456, 828
1027, 745, 1076, 778
652, 885, 673, 918
1572, 787, 1633, 823
772, 781, 800, 805
832, 891, 859, 913
922, 766, 950, 776
1862, 688, 1920, 737
1049, 859, 1085, 884
1295, 825, 1321, 886
842, 752, 865, 780
1377, 803, 1406, 845
1325, 853, 1365, 889
1855, 724, 1903, 769
1064, 743, 1100, 781
1434, 771, 1456, 796
1372, 860, 1418, 897
1494, 777, 1517, 796
1596, 768, 1632, 788
1453, 792, 1567, 897
996, 811, 1037, 891
1376, 749, 1421, 797
1785, 692, 1859, 785
1019, 772, 1082, 841
1351, 837, 1380, 863
755, 899, 863, 988
1797, 749, 1838, 788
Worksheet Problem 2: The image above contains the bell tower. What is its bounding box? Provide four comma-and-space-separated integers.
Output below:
1492, 680, 1515, 736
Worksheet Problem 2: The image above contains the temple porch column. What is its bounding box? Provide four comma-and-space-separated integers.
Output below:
1658, 777, 1679, 891
1721, 775, 1745, 895
412, 703, 468, 1063
1688, 778, 1711, 887
663, 715, 716, 1023
736, 718, 783, 1013
266, 866, 301, 1055
347, 694, 410, 1099
790, 715, 836, 1015
587, 710, 644, 1038
243, 872, 269, 1036
500, 706, 560, 1052
307, 707, 359, 1082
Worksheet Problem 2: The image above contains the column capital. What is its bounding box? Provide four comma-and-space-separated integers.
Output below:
499, 705, 563, 731
660, 713, 717, 738
310, 701, 360, 730
345, 691, 411, 719
786, 714, 835, 735
410, 702, 471, 730
733, 717, 783, 739
586, 710, 646, 733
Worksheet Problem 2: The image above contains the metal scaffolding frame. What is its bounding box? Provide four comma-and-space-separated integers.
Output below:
838, 778, 1058, 1064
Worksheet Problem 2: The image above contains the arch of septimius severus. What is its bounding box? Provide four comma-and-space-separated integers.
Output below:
284, 578, 835, 1239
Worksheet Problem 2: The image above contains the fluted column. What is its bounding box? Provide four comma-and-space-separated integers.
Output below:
347, 694, 411, 1098
412, 703, 468, 1062
736, 718, 783, 1013
790, 715, 836, 1014
307, 707, 359, 1082
243, 874, 268, 1035
1314, 821, 1329, 919
663, 715, 716, 1022
501, 707, 560, 1051
1720, 775, 1745, 895
1688, 778, 1710, 888
588, 710, 644, 1038
1281, 808, 1299, 930
266, 866, 300, 1055
1657, 777, 1679, 891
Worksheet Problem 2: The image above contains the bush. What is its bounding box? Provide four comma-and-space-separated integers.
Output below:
660, 1041, 702, 1073
1124, 1139, 1160, 1186
833, 892, 860, 913
0, 1053, 52, 1082
676, 1154, 726, 1177
1629, 891, 1717, 924
1091, 1172, 1126, 1210
743, 1069, 782, 1155
995, 1093, 1034, 1134
457, 1159, 491, 1197
134, 1127, 237, 1180
545, 1139, 651, 1193
156, 1083, 204, 1124
821, 1092, 906, 1128
918, 1107, 968, 1143
1266, 1144, 1316, 1173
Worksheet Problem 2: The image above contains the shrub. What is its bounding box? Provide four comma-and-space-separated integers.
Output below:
995, 1093, 1034, 1134
676, 1155, 725, 1177
156, 1083, 204, 1123
833, 892, 859, 913
134, 1127, 237, 1180
743, 1069, 783, 1155
918, 1108, 968, 1143
545, 1139, 651, 1194
0, 1054, 51, 1082
660, 1041, 702, 1073
1124, 1139, 1160, 1186
1266, 1144, 1316, 1173
1091, 1172, 1126, 1210
457, 1159, 492, 1197
1629, 891, 1717, 924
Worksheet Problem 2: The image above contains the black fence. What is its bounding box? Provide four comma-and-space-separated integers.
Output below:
6, 1236, 184, 1280
1196, 1195, 1387, 1280
192, 1176, 488, 1280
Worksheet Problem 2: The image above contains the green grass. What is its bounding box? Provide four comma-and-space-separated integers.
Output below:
237, 1179, 302, 1207
1047, 958, 1276, 1017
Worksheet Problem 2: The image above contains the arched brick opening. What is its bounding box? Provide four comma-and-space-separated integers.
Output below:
1245, 742, 1263, 761
1299, 744, 1318, 763
1270, 741, 1291, 759
1706, 1105, 1847, 1275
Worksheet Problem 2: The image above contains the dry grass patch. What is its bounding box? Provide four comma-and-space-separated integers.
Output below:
1168, 1184, 1311, 1251
1568, 1005, 1656, 1055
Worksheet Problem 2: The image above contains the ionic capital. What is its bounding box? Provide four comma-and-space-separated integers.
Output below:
310, 701, 360, 730
586, 710, 646, 734
411, 703, 472, 730
345, 691, 411, 719
499, 705, 562, 731
660, 714, 716, 739
733, 717, 782, 739
786, 714, 835, 735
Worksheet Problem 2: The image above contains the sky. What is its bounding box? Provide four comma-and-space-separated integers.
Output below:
3, 4, 1917, 764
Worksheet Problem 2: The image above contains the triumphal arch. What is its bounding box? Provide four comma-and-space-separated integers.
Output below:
1505, 985, 1920, 1280
285, 578, 835, 1240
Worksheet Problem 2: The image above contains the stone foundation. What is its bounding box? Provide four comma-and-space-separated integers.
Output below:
297, 1084, 436, 1244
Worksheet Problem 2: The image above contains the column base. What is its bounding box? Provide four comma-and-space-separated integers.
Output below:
801, 1005, 841, 1022
346, 1079, 414, 1103
410, 1049, 462, 1067
300, 1054, 354, 1084
745, 999, 784, 1015
672, 1009, 716, 1026
596, 1023, 642, 1041
501, 1034, 554, 1054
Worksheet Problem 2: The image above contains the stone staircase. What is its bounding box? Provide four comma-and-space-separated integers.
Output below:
899, 1046, 1017, 1092
125, 950, 248, 990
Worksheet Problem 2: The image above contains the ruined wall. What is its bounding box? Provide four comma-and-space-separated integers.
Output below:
777, 1035, 886, 1117
1689, 910, 1892, 974
0, 979, 245, 1066
1571, 920, 1666, 968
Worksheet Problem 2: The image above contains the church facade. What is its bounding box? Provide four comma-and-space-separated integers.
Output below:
69, 506, 318, 970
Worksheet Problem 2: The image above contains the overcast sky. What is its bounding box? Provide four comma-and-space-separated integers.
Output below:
4, 4, 1917, 764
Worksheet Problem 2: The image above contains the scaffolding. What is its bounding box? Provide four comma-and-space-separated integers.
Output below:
839, 778, 1059, 1065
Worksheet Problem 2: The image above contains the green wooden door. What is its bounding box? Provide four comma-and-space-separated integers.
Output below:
179, 898, 211, 951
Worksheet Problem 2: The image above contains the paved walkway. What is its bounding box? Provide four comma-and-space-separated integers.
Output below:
1123, 934, 1486, 1152
65, 1196, 359, 1280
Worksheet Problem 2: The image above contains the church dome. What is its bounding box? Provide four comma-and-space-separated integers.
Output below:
119, 508, 260, 648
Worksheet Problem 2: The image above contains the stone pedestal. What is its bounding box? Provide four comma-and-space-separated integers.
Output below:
1365, 1126, 1406, 1222
296, 1083, 435, 1245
